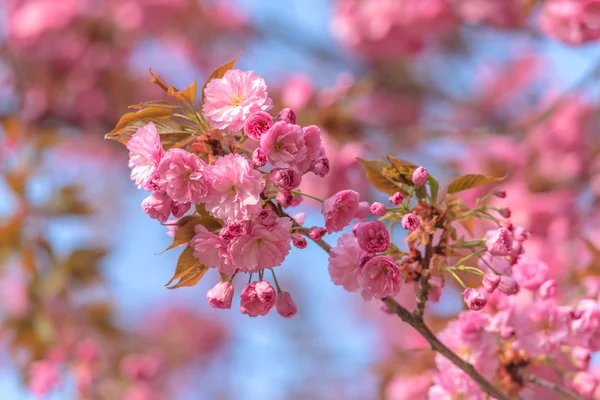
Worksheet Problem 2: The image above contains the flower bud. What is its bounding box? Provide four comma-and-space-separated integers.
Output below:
311, 156, 330, 177
498, 276, 520, 295
308, 226, 326, 240
258, 209, 277, 227
512, 226, 530, 242
370, 202, 387, 216
276, 291, 297, 318
494, 190, 507, 198
355, 220, 389, 253
500, 326, 516, 339
277, 108, 296, 124
482, 274, 500, 293
206, 281, 234, 309
499, 208, 511, 218
276, 190, 293, 207
354, 201, 371, 220
244, 111, 273, 141
141, 192, 172, 223
539, 279, 557, 298
269, 168, 302, 190
411, 166, 428, 186
252, 148, 267, 167
401, 214, 420, 231
171, 201, 191, 218
255, 281, 276, 304
462, 288, 487, 311
292, 234, 308, 249
486, 227, 513, 256
389, 192, 404, 205
240, 282, 275, 317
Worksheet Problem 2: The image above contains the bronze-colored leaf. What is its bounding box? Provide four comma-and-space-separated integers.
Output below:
161, 215, 223, 253
168, 81, 198, 104
386, 155, 417, 173
66, 249, 106, 283
105, 107, 174, 144
149, 68, 170, 92
447, 174, 506, 194
165, 246, 200, 286
202, 48, 243, 103
357, 158, 407, 195
128, 100, 179, 110
167, 265, 209, 289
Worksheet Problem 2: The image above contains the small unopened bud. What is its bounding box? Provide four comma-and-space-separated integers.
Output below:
482, 274, 500, 293
308, 226, 326, 240
462, 288, 487, 311
292, 234, 307, 249
411, 166, 428, 186
370, 202, 387, 216
401, 214, 420, 231
277, 108, 296, 124
389, 192, 404, 205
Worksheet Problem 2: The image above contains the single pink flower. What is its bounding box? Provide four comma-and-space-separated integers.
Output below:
277, 107, 297, 124
311, 155, 330, 177
127, 122, 164, 191
269, 168, 302, 190
257, 209, 277, 227
292, 234, 308, 249
411, 166, 428, 186
157, 148, 209, 204
322, 190, 360, 233
243, 110, 273, 141
308, 226, 327, 240
389, 192, 404, 205
202, 69, 273, 132
240, 282, 276, 317
204, 153, 265, 222
190, 225, 232, 274
486, 227, 513, 256
229, 218, 293, 273
358, 255, 401, 300
141, 192, 172, 223
370, 202, 387, 216
260, 122, 321, 172
207, 281, 234, 309
401, 214, 420, 231
482, 273, 500, 293
355, 220, 390, 253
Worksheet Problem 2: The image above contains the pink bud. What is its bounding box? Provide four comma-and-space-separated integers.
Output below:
276, 190, 293, 207
244, 111, 273, 141
499, 208, 511, 218
428, 278, 442, 303
308, 226, 326, 240
500, 326, 516, 339
482, 274, 500, 293
486, 227, 513, 256
277, 108, 296, 124
572, 346, 591, 370
494, 190, 507, 198
206, 281, 234, 309
354, 201, 371, 220
462, 288, 487, 311
269, 168, 302, 190
388, 192, 404, 205
370, 202, 387, 216
355, 220, 390, 253
240, 282, 275, 317
311, 156, 330, 177
512, 226, 530, 242
538, 279, 557, 298
141, 192, 172, 223
255, 281, 276, 304
290, 193, 303, 206
498, 276, 520, 295
171, 201, 191, 218
252, 148, 267, 167
292, 234, 308, 249
401, 214, 420, 231
275, 291, 297, 318
411, 166, 428, 186
258, 209, 277, 227
380, 304, 394, 315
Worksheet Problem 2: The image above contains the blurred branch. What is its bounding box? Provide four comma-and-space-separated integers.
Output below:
522, 371, 584, 400
414, 234, 433, 317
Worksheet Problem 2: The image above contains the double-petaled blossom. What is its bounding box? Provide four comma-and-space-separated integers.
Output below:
354, 220, 390, 253
157, 149, 209, 204
328, 234, 365, 292
190, 224, 233, 274
485, 227, 513, 256
358, 255, 401, 300
462, 288, 487, 311
202, 69, 273, 132
127, 122, 164, 191
260, 121, 321, 172
229, 217, 293, 273
141, 192, 172, 223
206, 281, 234, 309
512, 258, 549, 291
482, 274, 500, 293
240, 281, 276, 317
401, 213, 420, 231
243, 110, 273, 141
514, 299, 571, 357
269, 168, 302, 190
204, 153, 265, 222
277, 107, 297, 124
322, 190, 360, 233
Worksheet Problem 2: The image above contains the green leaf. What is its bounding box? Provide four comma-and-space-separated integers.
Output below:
447, 174, 506, 194
357, 158, 407, 195
202, 48, 243, 103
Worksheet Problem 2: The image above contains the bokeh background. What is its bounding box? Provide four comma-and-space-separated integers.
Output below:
2, 0, 600, 399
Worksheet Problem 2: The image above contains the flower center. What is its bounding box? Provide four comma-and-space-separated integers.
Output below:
231, 95, 244, 107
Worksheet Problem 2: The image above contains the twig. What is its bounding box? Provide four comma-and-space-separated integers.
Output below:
414, 235, 434, 317
523, 372, 584, 400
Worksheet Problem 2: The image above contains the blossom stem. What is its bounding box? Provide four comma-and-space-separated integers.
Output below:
290, 190, 324, 203
271, 269, 282, 293
521, 371, 584, 400
448, 269, 467, 289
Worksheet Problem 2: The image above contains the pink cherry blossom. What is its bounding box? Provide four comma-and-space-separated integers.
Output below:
486, 227, 513, 256
240, 282, 276, 317
355, 220, 390, 253
358, 255, 401, 300
411, 166, 428, 186
229, 218, 293, 273
462, 288, 487, 311
322, 190, 360, 233
204, 153, 265, 222
190, 224, 233, 274
401, 213, 420, 231
202, 69, 273, 132
127, 122, 164, 191
276, 291, 297, 318
207, 281, 234, 309
141, 192, 172, 223
243, 110, 273, 141
512, 258, 549, 291
328, 234, 365, 292
157, 148, 209, 204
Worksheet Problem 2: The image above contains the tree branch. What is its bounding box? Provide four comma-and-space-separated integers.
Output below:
522, 372, 584, 400
414, 235, 434, 317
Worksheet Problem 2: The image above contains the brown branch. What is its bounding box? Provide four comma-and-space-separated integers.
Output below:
522, 372, 584, 400
382, 297, 512, 400
414, 235, 434, 317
